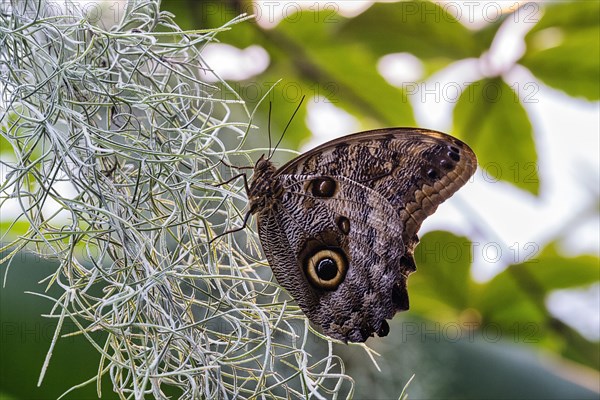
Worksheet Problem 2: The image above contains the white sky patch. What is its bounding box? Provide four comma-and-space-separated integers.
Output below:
409, 57, 482, 130
303, 96, 360, 151
40, 179, 80, 225
377, 53, 424, 87
200, 44, 269, 83
546, 284, 600, 341
561, 219, 600, 258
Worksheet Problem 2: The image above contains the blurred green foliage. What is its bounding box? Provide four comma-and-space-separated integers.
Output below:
0, 258, 112, 399
2, 0, 599, 398
521, 2, 600, 100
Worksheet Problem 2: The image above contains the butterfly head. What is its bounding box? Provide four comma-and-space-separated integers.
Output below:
253, 154, 273, 173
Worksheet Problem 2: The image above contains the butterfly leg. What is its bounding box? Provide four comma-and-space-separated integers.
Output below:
208, 210, 253, 244
215, 172, 251, 193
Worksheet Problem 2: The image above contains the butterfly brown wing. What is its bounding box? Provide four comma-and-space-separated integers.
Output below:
276, 128, 477, 250
251, 128, 477, 342
256, 174, 410, 342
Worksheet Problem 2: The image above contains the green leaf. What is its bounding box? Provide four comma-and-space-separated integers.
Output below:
338, 1, 485, 61
512, 243, 600, 292
526, 1, 599, 33
453, 78, 539, 195
522, 27, 599, 100
410, 231, 474, 318
476, 267, 546, 327
521, 2, 600, 100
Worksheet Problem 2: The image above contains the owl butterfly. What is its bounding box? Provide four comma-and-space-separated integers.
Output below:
244, 128, 477, 343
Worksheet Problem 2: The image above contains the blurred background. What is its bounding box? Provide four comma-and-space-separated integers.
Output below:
1, 0, 598, 398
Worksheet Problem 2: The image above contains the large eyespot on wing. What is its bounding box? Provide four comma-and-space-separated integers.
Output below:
301, 243, 348, 291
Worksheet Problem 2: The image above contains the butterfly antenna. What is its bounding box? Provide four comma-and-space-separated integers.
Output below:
268, 95, 305, 161
267, 101, 273, 158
